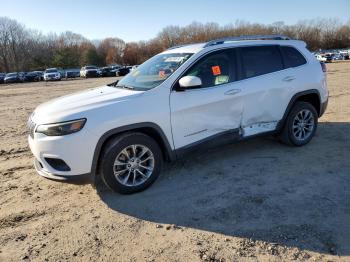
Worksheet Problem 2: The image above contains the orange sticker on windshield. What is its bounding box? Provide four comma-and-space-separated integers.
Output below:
211, 66, 221, 76
159, 70, 165, 77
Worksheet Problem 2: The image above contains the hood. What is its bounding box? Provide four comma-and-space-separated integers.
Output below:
32, 85, 144, 124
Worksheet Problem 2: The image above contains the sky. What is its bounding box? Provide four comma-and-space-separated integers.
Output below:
1, 0, 349, 42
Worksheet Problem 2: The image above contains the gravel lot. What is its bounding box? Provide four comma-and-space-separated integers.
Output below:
0, 63, 349, 262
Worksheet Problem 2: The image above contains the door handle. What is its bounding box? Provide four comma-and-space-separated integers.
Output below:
282, 76, 296, 82
224, 89, 241, 95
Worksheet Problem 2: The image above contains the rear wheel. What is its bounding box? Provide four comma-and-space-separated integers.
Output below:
100, 132, 162, 194
280, 101, 318, 146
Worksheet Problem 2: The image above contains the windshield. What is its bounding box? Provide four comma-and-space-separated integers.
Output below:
86, 66, 97, 70
116, 53, 193, 90
45, 69, 57, 73
6, 73, 17, 77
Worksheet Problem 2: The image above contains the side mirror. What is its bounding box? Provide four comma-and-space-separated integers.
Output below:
177, 76, 202, 90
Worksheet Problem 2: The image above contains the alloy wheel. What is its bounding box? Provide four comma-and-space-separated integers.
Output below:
113, 144, 155, 187
292, 109, 315, 141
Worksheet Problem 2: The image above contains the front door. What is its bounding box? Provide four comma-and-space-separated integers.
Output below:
170, 48, 244, 149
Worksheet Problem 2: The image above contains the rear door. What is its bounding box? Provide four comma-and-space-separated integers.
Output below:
237, 45, 296, 136
170, 48, 244, 149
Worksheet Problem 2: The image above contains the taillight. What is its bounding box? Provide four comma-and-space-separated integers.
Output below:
320, 62, 327, 73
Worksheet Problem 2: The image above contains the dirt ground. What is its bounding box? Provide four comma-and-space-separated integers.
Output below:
0, 63, 349, 262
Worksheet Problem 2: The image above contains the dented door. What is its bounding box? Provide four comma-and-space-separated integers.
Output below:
239, 70, 294, 136
238, 45, 295, 137
170, 49, 243, 149
170, 83, 243, 149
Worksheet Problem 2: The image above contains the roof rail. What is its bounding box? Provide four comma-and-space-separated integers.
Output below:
167, 44, 191, 50
203, 34, 290, 48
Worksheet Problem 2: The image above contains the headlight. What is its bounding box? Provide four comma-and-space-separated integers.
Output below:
36, 118, 86, 136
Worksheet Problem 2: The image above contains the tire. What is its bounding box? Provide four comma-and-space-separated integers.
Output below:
280, 101, 318, 146
100, 132, 163, 194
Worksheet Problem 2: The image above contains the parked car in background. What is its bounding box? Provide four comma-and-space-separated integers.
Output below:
339, 51, 349, 60
24, 71, 42, 82
80, 66, 100, 78
100, 67, 116, 77
108, 65, 120, 75
59, 69, 66, 78
116, 66, 130, 76
0, 73, 5, 84
325, 54, 334, 63
343, 53, 350, 60
315, 54, 327, 62
27, 35, 328, 194
44, 68, 61, 81
333, 53, 343, 61
130, 65, 139, 72
32, 71, 44, 81
65, 69, 80, 78
4, 72, 25, 83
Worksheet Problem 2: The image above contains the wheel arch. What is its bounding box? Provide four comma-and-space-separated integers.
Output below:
90, 122, 175, 176
278, 89, 321, 131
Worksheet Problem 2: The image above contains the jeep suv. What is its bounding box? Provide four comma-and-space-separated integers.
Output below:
28, 35, 328, 194
80, 65, 100, 78
43, 68, 61, 81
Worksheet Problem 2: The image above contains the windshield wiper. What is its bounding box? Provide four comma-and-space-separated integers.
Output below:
115, 84, 135, 90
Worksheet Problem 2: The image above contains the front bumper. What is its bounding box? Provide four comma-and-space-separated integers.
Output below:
28, 128, 98, 178
320, 98, 328, 117
34, 158, 72, 180
44, 75, 60, 81
34, 158, 92, 182
85, 71, 98, 77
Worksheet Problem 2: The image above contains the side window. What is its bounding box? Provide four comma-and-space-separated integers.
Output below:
183, 49, 235, 88
281, 46, 307, 68
240, 46, 283, 79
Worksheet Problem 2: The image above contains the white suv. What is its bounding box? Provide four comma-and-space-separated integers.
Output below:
43, 68, 61, 81
80, 65, 100, 78
28, 35, 328, 194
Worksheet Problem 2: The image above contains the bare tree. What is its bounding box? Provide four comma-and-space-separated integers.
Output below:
98, 37, 125, 65
1, 17, 350, 72
0, 17, 30, 72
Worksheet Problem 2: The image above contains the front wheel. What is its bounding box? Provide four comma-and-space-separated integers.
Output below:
280, 101, 318, 146
100, 132, 163, 194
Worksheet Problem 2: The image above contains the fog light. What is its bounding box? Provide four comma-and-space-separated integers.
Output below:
44, 158, 71, 171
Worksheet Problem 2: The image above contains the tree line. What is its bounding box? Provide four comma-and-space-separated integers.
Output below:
1, 17, 350, 72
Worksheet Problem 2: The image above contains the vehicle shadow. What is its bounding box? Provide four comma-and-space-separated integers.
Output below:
96, 122, 350, 256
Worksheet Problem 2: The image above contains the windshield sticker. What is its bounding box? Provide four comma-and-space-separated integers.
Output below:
159, 70, 166, 77
212, 66, 221, 76
164, 57, 185, 63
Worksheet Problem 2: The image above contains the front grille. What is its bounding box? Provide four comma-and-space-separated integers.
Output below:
27, 118, 36, 138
